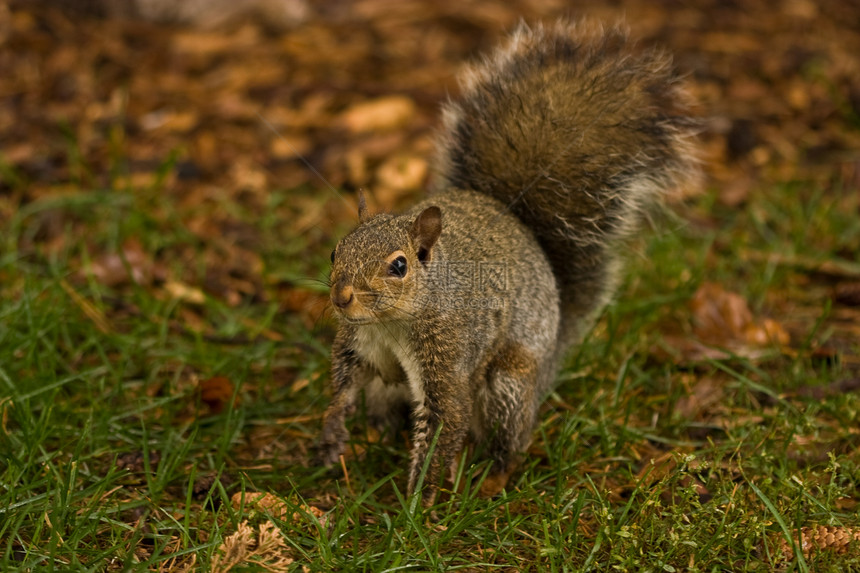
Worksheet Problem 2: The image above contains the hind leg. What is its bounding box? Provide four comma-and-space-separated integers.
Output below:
475, 342, 547, 495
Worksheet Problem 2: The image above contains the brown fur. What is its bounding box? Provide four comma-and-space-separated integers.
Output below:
317, 21, 699, 499
435, 20, 700, 348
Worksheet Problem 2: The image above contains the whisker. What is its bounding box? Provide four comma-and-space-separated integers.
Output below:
292, 276, 332, 289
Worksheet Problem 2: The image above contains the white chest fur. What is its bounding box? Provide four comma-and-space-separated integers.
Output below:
353, 322, 425, 405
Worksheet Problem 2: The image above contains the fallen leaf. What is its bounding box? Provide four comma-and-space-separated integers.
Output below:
743, 317, 790, 347
690, 282, 753, 344
675, 376, 725, 419
87, 238, 152, 288
374, 153, 429, 207
230, 159, 268, 192
199, 376, 239, 413
690, 283, 790, 349
717, 174, 755, 207
835, 497, 858, 511
230, 492, 326, 525
164, 281, 207, 305
269, 133, 313, 160
338, 96, 417, 134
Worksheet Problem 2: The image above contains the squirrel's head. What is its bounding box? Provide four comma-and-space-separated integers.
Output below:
329, 205, 441, 323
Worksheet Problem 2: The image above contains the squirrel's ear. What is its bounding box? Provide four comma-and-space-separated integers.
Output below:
357, 189, 369, 223
410, 206, 442, 263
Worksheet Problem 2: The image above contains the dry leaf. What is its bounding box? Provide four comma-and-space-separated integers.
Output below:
87, 239, 152, 288
338, 96, 417, 134
230, 159, 268, 192
675, 376, 725, 419
374, 153, 428, 207
164, 281, 207, 305
376, 154, 428, 191
199, 376, 239, 413
717, 174, 755, 207
691, 282, 753, 344
139, 109, 198, 133
269, 133, 313, 160
690, 283, 790, 349
743, 318, 790, 347
835, 498, 858, 511
171, 30, 250, 57
230, 492, 326, 526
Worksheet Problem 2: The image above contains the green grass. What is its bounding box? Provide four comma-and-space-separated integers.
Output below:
2, 159, 860, 571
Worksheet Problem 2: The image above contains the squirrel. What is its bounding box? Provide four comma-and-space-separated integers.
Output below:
317, 20, 699, 498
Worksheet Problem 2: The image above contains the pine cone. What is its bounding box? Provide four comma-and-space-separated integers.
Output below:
775, 526, 860, 560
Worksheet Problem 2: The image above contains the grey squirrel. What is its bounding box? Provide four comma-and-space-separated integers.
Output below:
317, 20, 699, 498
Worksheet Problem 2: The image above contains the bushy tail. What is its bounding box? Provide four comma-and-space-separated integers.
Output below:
433, 20, 700, 347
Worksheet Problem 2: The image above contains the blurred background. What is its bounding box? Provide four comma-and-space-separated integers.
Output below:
3, 1, 858, 308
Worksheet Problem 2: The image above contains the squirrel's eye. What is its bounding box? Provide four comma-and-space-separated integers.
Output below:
388, 256, 407, 278
330, 250, 336, 264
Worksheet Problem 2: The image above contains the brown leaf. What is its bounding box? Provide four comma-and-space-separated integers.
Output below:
139, 109, 198, 133
199, 376, 239, 414
636, 451, 678, 485
374, 154, 429, 207
163, 281, 207, 305
690, 283, 789, 349
835, 497, 858, 511
230, 492, 326, 525
691, 283, 753, 344
171, 30, 248, 57
269, 133, 313, 160
338, 96, 417, 134
743, 318, 790, 347
87, 238, 152, 288
675, 376, 725, 419
717, 174, 756, 207
230, 159, 268, 192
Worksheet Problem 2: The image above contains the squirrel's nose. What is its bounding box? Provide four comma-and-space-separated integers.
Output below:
331, 284, 354, 309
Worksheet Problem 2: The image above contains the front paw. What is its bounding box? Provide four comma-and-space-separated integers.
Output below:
314, 443, 342, 468
314, 423, 349, 467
